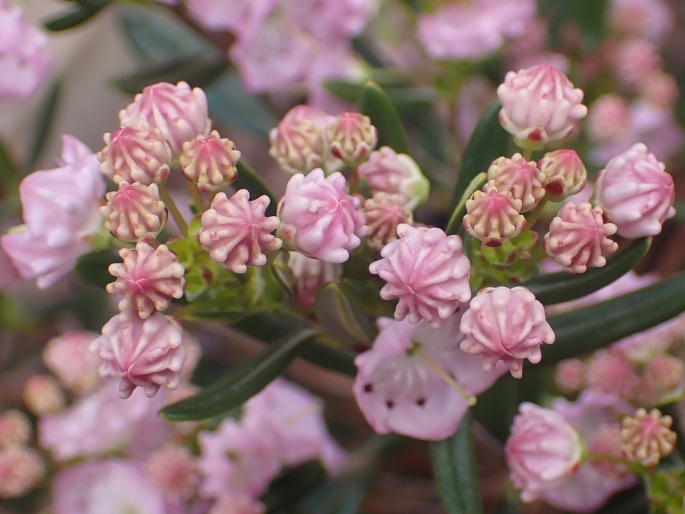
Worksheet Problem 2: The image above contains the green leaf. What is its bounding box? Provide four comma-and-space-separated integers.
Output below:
44, 1, 110, 31
263, 460, 327, 512
26, 81, 61, 172
159, 327, 319, 421
74, 250, 119, 289
0, 138, 20, 187
451, 100, 509, 205
314, 282, 378, 347
234, 160, 277, 216
430, 412, 483, 514
325, 80, 436, 112
543, 272, 685, 365
358, 81, 410, 154
523, 237, 651, 305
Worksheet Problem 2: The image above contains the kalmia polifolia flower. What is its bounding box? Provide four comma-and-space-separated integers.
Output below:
179, 130, 241, 192
362, 193, 413, 251
594, 143, 675, 238
277, 169, 367, 263
0, 410, 30, 447
0, 445, 44, 499
357, 147, 430, 211
538, 149, 587, 200
587, 95, 630, 143
369, 224, 471, 326
0, 0, 51, 100
107, 243, 186, 318
353, 316, 507, 440
144, 444, 199, 500
609, 0, 672, 43
497, 64, 587, 149
554, 359, 586, 394
101, 181, 168, 243
460, 286, 555, 378
286, 251, 342, 308
90, 312, 186, 398
505, 403, 582, 502
544, 202, 618, 274
621, 408, 676, 466
640, 354, 685, 405
487, 154, 545, 212
613, 38, 661, 89
23, 374, 65, 415
42, 330, 101, 393
98, 124, 171, 185
326, 112, 378, 167
1, 136, 105, 289
462, 183, 525, 247
199, 189, 282, 273
119, 81, 211, 155
641, 71, 679, 109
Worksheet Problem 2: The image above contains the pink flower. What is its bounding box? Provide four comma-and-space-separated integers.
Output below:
460, 287, 555, 378
107, 243, 186, 318
119, 81, 211, 154
362, 193, 413, 251
463, 183, 525, 246
640, 71, 679, 109
354, 316, 507, 440
554, 359, 586, 394
180, 130, 241, 192
1, 135, 105, 289
544, 202, 618, 274
0, 445, 44, 498
612, 38, 661, 89
586, 94, 631, 143
279, 0, 377, 42
286, 251, 342, 308
209, 495, 265, 514
326, 112, 378, 167
369, 224, 471, 326
609, 0, 672, 43
538, 149, 587, 200
184, 0, 275, 37
278, 169, 367, 263
506, 403, 582, 502
0, 0, 51, 100
90, 312, 186, 398
594, 143, 675, 238
22, 374, 65, 415
585, 349, 638, 400
199, 189, 282, 273
144, 444, 199, 500
101, 182, 168, 242
487, 154, 545, 212
42, 330, 101, 393
497, 64, 587, 149
0, 410, 30, 447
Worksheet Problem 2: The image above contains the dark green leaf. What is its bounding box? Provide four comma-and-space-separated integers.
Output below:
314, 282, 377, 347
299, 343, 356, 376
234, 160, 277, 216
263, 460, 327, 512
359, 81, 410, 154
430, 412, 483, 514
26, 81, 61, 172
74, 250, 119, 289
159, 327, 318, 421
523, 237, 651, 305
0, 138, 20, 188
325, 80, 436, 112
44, 2, 109, 31
544, 272, 685, 365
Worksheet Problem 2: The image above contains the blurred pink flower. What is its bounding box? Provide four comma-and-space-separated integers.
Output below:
286, 251, 342, 308
609, 0, 672, 43
144, 444, 199, 500
280, 0, 377, 42
0, 410, 30, 447
0, 445, 44, 498
43, 330, 101, 393
586, 94, 631, 143
208, 495, 265, 514
185, 0, 275, 36
612, 38, 661, 89
23, 374, 65, 415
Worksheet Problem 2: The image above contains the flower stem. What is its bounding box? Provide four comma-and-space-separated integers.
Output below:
188, 181, 207, 213
522, 198, 548, 232
349, 166, 360, 195
415, 346, 477, 406
445, 171, 488, 235
159, 183, 188, 237
585, 451, 646, 476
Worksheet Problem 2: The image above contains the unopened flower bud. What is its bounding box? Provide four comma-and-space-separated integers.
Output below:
98, 124, 171, 185
586, 95, 630, 142
42, 331, 101, 393
107, 243, 186, 318
463, 183, 525, 247
101, 182, 168, 242
180, 130, 240, 192
588, 424, 630, 477
0, 410, 31, 447
640, 354, 685, 404
538, 149, 587, 200
585, 349, 637, 400
0, 445, 44, 498
23, 374, 65, 415
286, 251, 343, 308
144, 444, 199, 499
327, 112, 378, 167
362, 193, 413, 251
487, 154, 545, 212
621, 408, 676, 467
613, 38, 661, 89
554, 358, 585, 394
641, 72, 679, 108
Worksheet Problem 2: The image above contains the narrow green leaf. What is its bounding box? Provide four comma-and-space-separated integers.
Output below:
325, 80, 436, 111
451, 100, 509, 205
523, 238, 651, 305
74, 250, 119, 289
26, 81, 61, 171
358, 81, 410, 154
234, 160, 277, 216
543, 272, 685, 364
160, 327, 318, 421
44, 3, 108, 31
0, 138, 20, 187
263, 460, 327, 512
314, 282, 377, 347
430, 413, 483, 514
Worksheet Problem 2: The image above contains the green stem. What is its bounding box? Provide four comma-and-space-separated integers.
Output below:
188, 181, 207, 213
159, 183, 188, 237
522, 198, 548, 232
522, 148, 534, 160
349, 166, 360, 196
585, 451, 647, 477
445, 171, 488, 235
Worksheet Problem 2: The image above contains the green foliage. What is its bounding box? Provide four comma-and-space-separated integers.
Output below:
44, 0, 112, 31
358, 81, 411, 154
314, 282, 378, 347
74, 250, 119, 289
234, 161, 277, 216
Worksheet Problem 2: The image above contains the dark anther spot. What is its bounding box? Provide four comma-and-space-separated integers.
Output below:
385, 400, 395, 409
364, 383, 373, 393
416, 398, 426, 407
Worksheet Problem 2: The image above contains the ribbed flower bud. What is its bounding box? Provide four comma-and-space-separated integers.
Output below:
179, 130, 240, 192
107, 243, 186, 318
554, 359, 585, 394
22, 374, 65, 415
287, 252, 342, 308
269, 105, 334, 174
42, 331, 101, 393
460, 287, 555, 378
98, 124, 171, 185
594, 143, 675, 238
90, 312, 186, 398
101, 182, 168, 242
0, 446, 44, 498
587, 95, 630, 142
487, 154, 545, 212
497, 64, 587, 149
0, 411, 31, 448
621, 408, 676, 467
544, 202, 618, 274
326, 112, 378, 167
538, 149, 587, 200
369, 224, 471, 326
199, 189, 282, 273
463, 183, 525, 247
362, 193, 413, 251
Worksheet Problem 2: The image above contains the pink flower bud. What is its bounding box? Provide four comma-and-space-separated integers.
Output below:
487, 154, 545, 212
538, 149, 587, 200
362, 193, 413, 251
90, 312, 186, 398
287, 251, 342, 308
585, 349, 637, 400
621, 408, 676, 467
278, 169, 367, 263
326, 112, 378, 167
369, 224, 471, 326
22, 374, 65, 415
0, 446, 44, 498
42, 330, 101, 393
144, 444, 199, 499
463, 183, 525, 247
357, 147, 430, 210
269, 105, 335, 174
506, 403, 582, 502
641, 71, 679, 108
180, 130, 241, 192
613, 38, 661, 89
107, 243, 186, 318
554, 359, 585, 394
0, 410, 31, 447
98, 124, 171, 185
119, 81, 211, 154
587, 95, 630, 142
209, 496, 265, 514
101, 182, 168, 242
199, 189, 282, 273
642, 354, 685, 401
497, 64, 587, 149
594, 143, 675, 238
460, 287, 555, 378
544, 202, 618, 274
